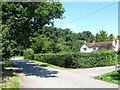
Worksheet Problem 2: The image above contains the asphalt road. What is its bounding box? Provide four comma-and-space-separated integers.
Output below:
10, 58, 118, 88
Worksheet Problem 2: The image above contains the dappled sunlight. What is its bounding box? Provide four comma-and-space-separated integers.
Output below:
9, 59, 59, 78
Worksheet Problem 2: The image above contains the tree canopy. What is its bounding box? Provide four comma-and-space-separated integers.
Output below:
1, 1, 117, 58
2, 1, 65, 58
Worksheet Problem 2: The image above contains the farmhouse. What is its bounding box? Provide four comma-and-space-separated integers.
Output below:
80, 39, 120, 53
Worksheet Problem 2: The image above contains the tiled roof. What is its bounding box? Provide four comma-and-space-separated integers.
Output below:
84, 41, 114, 48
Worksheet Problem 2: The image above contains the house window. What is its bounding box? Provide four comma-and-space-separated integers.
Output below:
83, 48, 87, 51
93, 47, 96, 50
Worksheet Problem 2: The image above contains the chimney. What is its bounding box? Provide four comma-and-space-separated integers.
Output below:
92, 40, 95, 44
112, 39, 117, 46
84, 40, 86, 43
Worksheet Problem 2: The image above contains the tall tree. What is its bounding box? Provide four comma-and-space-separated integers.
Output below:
95, 30, 109, 42
2, 1, 65, 57
81, 31, 94, 43
99, 30, 109, 42
109, 34, 115, 41
95, 33, 101, 42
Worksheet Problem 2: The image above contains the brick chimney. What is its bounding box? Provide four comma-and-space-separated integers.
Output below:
84, 40, 86, 43
92, 40, 95, 44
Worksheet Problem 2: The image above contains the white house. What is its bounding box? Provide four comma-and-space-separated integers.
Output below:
80, 39, 120, 53
112, 39, 120, 52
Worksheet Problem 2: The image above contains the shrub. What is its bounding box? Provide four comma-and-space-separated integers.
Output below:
23, 48, 34, 60
2, 58, 12, 67
34, 51, 117, 68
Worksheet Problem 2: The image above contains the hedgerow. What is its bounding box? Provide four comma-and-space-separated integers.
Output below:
34, 51, 117, 68
23, 48, 34, 60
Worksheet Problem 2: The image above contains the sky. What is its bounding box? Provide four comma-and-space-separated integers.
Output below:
54, 2, 118, 37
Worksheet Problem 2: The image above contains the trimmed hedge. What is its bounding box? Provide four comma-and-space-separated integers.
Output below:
23, 48, 34, 60
34, 51, 117, 68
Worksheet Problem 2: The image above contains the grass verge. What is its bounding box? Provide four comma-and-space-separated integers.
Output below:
94, 71, 120, 84
29, 60, 72, 70
12, 56, 24, 59
0, 67, 20, 89
13, 56, 72, 70
0, 76, 19, 89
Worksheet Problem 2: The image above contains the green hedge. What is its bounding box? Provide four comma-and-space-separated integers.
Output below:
34, 51, 117, 68
23, 48, 34, 60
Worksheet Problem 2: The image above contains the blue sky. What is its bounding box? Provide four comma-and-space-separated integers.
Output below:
54, 2, 118, 37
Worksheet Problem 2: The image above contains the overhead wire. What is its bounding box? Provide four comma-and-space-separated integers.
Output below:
65, 2, 118, 25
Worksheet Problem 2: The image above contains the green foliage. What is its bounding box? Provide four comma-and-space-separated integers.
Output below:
95, 30, 110, 42
1, 76, 20, 89
2, 2, 65, 58
109, 34, 115, 41
2, 2, 117, 71
81, 31, 95, 43
34, 51, 117, 68
30, 26, 83, 53
95, 30, 116, 42
97, 48, 110, 52
23, 48, 34, 60
2, 58, 12, 68
30, 37, 46, 53
95, 71, 120, 84
1, 70, 19, 89
72, 40, 83, 51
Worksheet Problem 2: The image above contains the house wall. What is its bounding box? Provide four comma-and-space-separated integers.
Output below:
80, 39, 120, 53
93, 47, 99, 51
80, 44, 93, 52
113, 40, 120, 51
80, 44, 100, 52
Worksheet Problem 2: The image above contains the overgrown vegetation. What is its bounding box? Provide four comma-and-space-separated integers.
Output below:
0, 67, 20, 89
23, 48, 34, 60
33, 51, 117, 68
95, 71, 120, 84
0, 76, 19, 89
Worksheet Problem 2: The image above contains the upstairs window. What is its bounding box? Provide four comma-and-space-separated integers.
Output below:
93, 47, 96, 50
83, 48, 87, 51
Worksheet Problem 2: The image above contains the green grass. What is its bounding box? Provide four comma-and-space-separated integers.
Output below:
94, 71, 120, 84
0, 67, 20, 89
0, 76, 19, 89
13, 56, 24, 59
29, 60, 72, 70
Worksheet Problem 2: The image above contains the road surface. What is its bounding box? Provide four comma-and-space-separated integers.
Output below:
10, 58, 118, 88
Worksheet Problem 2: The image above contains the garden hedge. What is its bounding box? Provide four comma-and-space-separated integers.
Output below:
34, 51, 117, 68
23, 48, 34, 60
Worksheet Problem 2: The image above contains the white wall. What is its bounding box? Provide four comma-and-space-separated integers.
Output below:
80, 44, 93, 52
113, 40, 120, 51
93, 47, 99, 51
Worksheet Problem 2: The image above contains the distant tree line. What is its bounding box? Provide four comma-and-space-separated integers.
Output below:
29, 27, 118, 54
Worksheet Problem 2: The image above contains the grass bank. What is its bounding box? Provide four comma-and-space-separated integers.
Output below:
94, 71, 120, 84
0, 67, 20, 89
29, 60, 72, 70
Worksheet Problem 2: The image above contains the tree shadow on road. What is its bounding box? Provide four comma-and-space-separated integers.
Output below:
9, 59, 58, 78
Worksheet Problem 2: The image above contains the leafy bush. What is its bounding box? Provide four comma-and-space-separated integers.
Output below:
23, 48, 34, 60
97, 48, 109, 52
2, 58, 12, 67
34, 51, 117, 68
